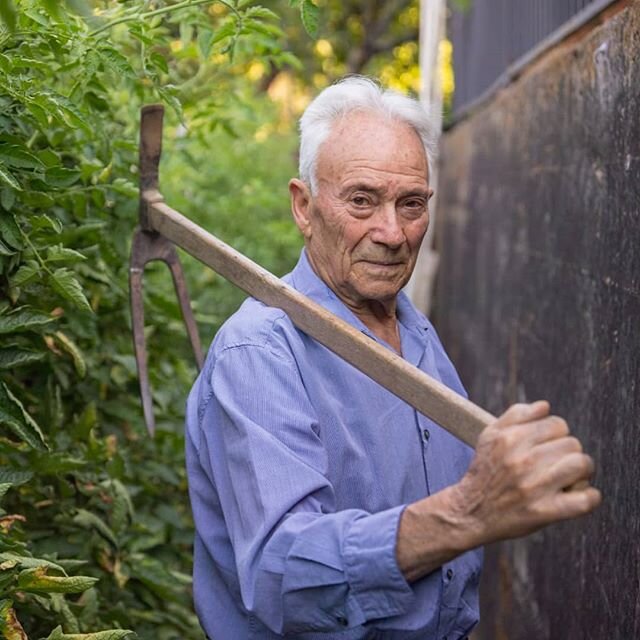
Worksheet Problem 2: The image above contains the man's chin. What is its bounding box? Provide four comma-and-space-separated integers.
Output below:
350, 280, 408, 304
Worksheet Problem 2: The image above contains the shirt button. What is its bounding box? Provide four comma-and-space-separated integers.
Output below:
446, 568, 454, 580
336, 616, 348, 627
422, 428, 430, 442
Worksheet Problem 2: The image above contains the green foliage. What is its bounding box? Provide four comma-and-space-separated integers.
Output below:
0, 0, 303, 638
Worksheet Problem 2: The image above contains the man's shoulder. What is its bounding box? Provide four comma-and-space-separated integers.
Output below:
210, 296, 296, 357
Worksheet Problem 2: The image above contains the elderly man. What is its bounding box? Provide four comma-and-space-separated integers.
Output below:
185, 77, 600, 639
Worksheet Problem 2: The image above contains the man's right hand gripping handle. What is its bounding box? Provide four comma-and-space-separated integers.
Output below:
396, 401, 602, 582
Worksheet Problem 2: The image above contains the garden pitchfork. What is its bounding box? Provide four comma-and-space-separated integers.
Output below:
130, 105, 203, 436
130, 104, 494, 445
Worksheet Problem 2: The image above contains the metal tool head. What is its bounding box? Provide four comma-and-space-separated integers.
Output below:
131, 105, 203, 436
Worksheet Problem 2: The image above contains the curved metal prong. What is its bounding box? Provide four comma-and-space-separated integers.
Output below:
167, 253, 204, 371
130, 226, 204, 435
130, 228, 156, 436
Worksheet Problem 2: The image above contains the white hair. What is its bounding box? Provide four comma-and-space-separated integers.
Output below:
298, 75, 437, 193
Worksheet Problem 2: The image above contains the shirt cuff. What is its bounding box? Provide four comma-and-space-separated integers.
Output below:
343, 505, 416, 624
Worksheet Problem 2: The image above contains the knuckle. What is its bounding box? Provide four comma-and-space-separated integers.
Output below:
550, 416, 569, 436
510, 403, 530, 420
504, 452, 527, 476
581, 454, 595, 475
498, 403, 527, 425
494, 430, 517, 455
578, 490, 597, 514
517, 476, 538, 499
565, 436, 583, 453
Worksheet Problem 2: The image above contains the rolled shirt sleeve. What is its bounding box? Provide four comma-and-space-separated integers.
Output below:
197, 338, 416, 635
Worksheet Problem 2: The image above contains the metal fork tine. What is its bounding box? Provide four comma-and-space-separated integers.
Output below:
132, 104, 203, 435
167, 250, 204, 371
130, 228, 156, 436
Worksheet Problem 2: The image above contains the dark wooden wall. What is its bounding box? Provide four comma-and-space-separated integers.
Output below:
435, 1, 640, 637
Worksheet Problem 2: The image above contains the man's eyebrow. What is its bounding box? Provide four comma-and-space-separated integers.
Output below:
340, 182, 383, 195
399, 188, 431, 197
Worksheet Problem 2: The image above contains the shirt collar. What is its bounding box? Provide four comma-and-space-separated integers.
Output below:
286, 249, 430, 353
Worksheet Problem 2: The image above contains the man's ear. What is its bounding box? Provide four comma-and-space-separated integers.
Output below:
289, 178, 313, 240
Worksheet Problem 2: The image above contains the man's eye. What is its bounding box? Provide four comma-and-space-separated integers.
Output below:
351, 196, 369, 206
401, 199, 427, 215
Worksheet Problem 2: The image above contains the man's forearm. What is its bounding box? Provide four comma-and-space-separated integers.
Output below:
396, 485, 478, 583
396, 402, 601, 583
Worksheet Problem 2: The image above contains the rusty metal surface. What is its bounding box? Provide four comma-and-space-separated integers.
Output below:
130, 227, 204, 436
436, 1, 640, 637
131, 106, 203, 436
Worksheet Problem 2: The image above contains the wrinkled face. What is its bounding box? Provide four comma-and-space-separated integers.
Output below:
290, 110, 432, 309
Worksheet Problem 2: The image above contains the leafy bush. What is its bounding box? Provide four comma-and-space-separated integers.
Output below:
0, 1, 302, 637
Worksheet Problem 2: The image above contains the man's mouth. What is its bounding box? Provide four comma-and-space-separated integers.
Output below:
359, 259, 405, 267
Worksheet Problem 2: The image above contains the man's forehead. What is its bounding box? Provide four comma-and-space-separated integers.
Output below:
316, 110, 429, 184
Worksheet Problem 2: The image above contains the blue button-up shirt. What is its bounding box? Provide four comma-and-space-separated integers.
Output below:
186, 249, 482, 639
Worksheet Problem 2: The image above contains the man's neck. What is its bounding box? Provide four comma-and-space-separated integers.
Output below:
303, 250, 403, 354
346, 299, 402, 355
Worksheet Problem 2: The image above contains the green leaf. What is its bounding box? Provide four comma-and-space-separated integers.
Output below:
210, 20, 236, 46
45, 167, 82, 188
40, 0, 62, 20
0, 483, 11, 499
0, 145, 45, 170
245, 6, 279, 21
17, 567, 98, 594
0, 239, 15, 256
12, 57, 49, 72
0, 346, 46, 369
50, 592, 80, 635
23, 8, 48, 27
72, 402, 96, 440
197, 29, 214, 59
127, 554, 181, 600
97, 46, 134, 78
149, 51, 168, 74
0, 307, 54, 334
46, 245, 86, 264
0, 165, 21, 191
0, 0, 17, 31
73, 509, 118, 548
24, 101, 49, 128
105, 479, 134, 533
53, 331, 86, 377
0, 188, 15, 211
300, 0, 319, 37
30, 214, 62, 234
35, 452, 88, 474
0, 212, 23, 249
49, 268, 92, 312
9, 262, 39, 288
0, 382, 48, 450
0, 469, 33, 486
0, 552, 66, 574
45, 626, 134, 640
0, 598, 27, 640
157, 86, 184, 123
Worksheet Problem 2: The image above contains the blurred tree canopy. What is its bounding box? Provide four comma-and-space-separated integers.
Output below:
0, 1, 424, 638
258, 0, 421, 94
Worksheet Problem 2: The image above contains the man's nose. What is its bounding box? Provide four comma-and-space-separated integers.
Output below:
370, 203, 405, 248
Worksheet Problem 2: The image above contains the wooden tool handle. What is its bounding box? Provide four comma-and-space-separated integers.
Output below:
139, 105, 164, 230
144, 196, 495, 448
